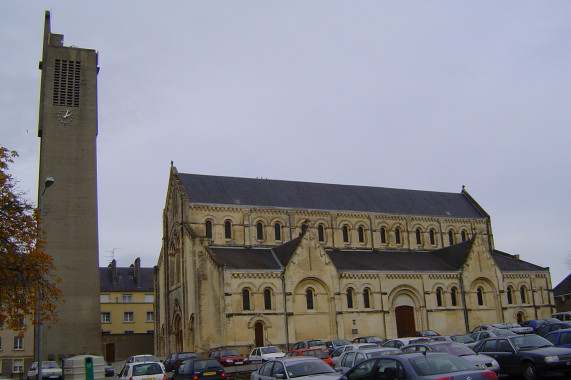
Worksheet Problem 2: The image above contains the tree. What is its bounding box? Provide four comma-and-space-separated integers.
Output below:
0, 146, 62, 331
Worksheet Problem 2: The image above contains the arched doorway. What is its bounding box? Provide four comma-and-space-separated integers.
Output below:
173, 314, 182, 352
255, 322, 264, 347
395, 306, 415, 338
516, 311, 524, 324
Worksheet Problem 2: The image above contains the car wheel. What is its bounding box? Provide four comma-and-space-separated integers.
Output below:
522, 362, 537, 380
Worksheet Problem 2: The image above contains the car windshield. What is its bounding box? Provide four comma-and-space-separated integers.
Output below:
194, 360, 221, 370
430, 343, 474, 356
261, 347, 281, 354
221, 350, 240, 356
41, 362, 60, 369
419, 330, 438, 336
410, 354, 475, 376
286, 360, 336, 378
308, 340, 325, 347
450, 335, 475, 344
333, 339, 351, 346
493, 330, 517, 337
180, 353, 197, 360
512, 335, 553, 350
135, 355, 159, 362
133, 363, 163, 376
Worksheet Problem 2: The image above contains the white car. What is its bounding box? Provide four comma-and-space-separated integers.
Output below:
249, 346, 286, 362
27, 361, 62, 380
126, 355, 162, 364
118, 362, 166, 380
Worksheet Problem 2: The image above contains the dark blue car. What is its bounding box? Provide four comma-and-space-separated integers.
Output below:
544, 328, 571, 348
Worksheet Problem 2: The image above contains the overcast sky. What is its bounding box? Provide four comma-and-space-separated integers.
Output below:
2, 2, 570, 287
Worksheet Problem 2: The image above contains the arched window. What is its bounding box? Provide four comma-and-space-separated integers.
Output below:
380, 228, 387, 244
395, 228, 401, 244
429, 229, 435, 245
507, 286, 513, 304
264, 288, 272, 310
461, 230, 467, 242
318, 225, 325, 242
274, 223, 281, 241
306, 289, 314, 310
520, 286, 527, 303
342, 226, 349, 243
347, 288, 354, 309
205, 220, 212, 239
448, 230, 454, 245
242, 289, 251, 310
358, 226, 365, 243
256, 222, 264, 240
451, 287, 458, 306
416, 228, 422, 245
436, 287, 443, 307
301, 223, 308, 233
363, 288, 371, 308
224, 220, 232, 239
477, 287, 484, 306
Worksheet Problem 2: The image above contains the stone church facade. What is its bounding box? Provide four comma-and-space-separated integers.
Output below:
154, 166, 554, 355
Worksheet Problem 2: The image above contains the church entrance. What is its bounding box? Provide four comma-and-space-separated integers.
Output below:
395, 305, 415, 338
255, 322, 264, 347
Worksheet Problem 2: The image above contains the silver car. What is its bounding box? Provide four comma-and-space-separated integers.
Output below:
329, 343, 379, 365
250, 357, 339, 380
335, 348, 401, 374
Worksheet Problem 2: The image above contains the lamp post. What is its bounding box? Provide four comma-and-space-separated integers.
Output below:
37, 177, 54, 380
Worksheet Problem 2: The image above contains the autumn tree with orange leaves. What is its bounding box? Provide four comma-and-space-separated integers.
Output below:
0, 146, 62, 331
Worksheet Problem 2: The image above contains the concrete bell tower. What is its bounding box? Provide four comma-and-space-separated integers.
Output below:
36, 11, 102, 359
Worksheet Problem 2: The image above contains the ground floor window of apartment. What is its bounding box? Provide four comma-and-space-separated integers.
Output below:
13, 359, 24, 374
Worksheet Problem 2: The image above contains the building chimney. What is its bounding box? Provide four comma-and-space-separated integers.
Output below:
134, 257, 141, 288
110, 259, 118, 284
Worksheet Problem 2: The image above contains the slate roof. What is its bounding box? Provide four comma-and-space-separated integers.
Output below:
100, 266, 154, 292
491, 250, 549, 273
208, 247, 282, 270
553, 273, 571, 296
178, 173, 486, 218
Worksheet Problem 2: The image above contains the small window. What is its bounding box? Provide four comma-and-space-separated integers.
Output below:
477, 287, 484, 306
224, 220, 232, 239
448, 230, 454, 245
342, 226, 349, 243
122, 294, 132, 303
347, 288, 354, 309
13, 336, 23, 350
101, 312, 111, 323
146, 311, 154, 322
380, 228, 387, 244
415, 228, 422, 245
301, 224, 308, 233
205, 220, 213, 239
507, 286, 513, 305
451, 287, 458, 306
257, 222, 264, 240
243, 289, 251, 310
358, 226, 365, 243
461, 230, 467, 242
124, 311, 134, 322
520, 286, 527, 303
12, 359, 24, 374
429, 229, 435, 245
395, 228, 401, 244
274, 223, 281, 241
264, 288, 272, 310
318, 225, 325, 242
306, 289, 314, 310
436, 288, 443, 307
363, 288, 371, 308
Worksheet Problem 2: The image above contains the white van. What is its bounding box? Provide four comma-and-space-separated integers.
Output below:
552, 311, 571, 321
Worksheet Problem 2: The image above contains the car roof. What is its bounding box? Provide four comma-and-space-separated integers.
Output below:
271, 356, 323, 363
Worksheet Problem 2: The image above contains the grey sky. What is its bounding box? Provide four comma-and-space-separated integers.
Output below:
2, 1, 570, 287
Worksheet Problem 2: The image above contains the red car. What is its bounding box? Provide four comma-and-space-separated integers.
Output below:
209, 349, 248, 366
287, 348, 334, 367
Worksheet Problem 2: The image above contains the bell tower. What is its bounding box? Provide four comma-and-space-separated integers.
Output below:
37, 11, 102, 359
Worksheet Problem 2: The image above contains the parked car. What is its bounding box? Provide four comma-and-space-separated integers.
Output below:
289, 339, 327, 352
172, 358, 225, 380
287, 348, 334, 366
249, 346, 286, 363
209, 349, 249, 366
468, 329, 517, 347
536, 321, 571, 337
351, 336, 384, 345
381, 337, 431, 349
26, 361, 62, 380
164, 352, 198, 372
118, 362, 166, 380
430, 334, 476, 345
520, 318, 560, 332
104, 363, 115, 377
250, 357, 339, 380
324, 339, 351, 354
502, 322, 533, 334
412, 330, 440, 337
341, 352, 498, 380
328, 343, 379, 365
544, 328, 571, 348
126, 355, 162, 365
400, 341, 500, 373
472, 333, 571, 379
552, 311, 571, 322
335, 348, 400, 374
471, 324, 508, 333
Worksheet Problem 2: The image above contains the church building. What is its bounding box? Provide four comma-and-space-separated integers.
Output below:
154, 166, 553, 355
